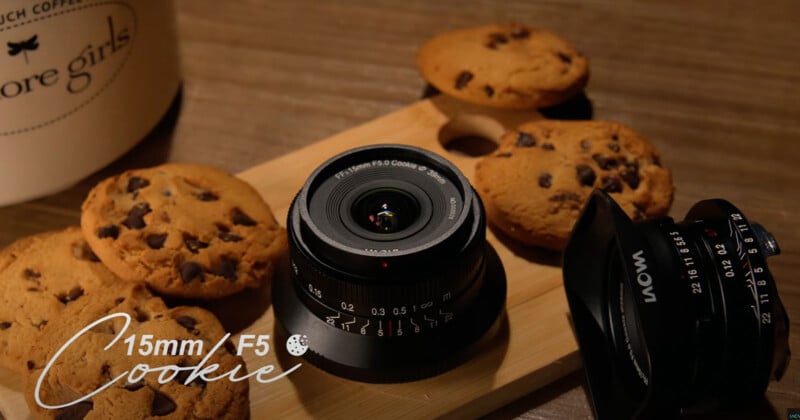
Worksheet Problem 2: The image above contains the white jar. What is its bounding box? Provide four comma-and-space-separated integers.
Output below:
0, 0, 180, 206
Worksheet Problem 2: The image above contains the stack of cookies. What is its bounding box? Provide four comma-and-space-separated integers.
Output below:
417, 23, 674, 249
0, 163, 287, 419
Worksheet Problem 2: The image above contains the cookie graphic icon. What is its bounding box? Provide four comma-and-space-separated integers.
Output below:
286, 334, 309, 356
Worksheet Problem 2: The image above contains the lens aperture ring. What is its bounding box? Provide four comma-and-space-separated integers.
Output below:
291, 256, 486, 337
288, 228, 484, 317
657, 220, 724, 405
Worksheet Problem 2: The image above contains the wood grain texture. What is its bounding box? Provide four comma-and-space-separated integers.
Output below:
0, 97, 584, 419
0, 0, 799, 418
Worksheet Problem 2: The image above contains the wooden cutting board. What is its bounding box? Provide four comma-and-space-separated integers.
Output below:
0, 95, 581, 419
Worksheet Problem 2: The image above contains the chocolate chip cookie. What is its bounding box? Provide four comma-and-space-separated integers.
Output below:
475, 120, 673, 250
417, 23, 589, 109
81, 163, 287, 299
0, 228, 126, 372
23, 283, 249, 419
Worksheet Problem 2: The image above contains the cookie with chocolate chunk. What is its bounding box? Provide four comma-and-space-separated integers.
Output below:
417, 23, 589, 109
23, 283, 249, 419
81, 163, 287, 299
475, 120, 673, 250
0, 228, 129, 372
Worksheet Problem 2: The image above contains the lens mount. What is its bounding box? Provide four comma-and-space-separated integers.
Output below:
563, 190, 790, 419
275, 144, 507, 382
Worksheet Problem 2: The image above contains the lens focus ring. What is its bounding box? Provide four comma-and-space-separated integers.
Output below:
287, 231, 485, 316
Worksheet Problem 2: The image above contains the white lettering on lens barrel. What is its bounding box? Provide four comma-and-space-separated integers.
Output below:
632, 250, 657, 303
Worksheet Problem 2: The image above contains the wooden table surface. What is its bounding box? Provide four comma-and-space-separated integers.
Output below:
1, 0, 799, 418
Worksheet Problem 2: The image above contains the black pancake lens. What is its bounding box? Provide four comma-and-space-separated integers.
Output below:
274, 144, 507, 383
353, 188, 420, 234
564, 190, 791, 419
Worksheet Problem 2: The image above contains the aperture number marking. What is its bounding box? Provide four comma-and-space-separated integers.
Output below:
668, 231, 702, 294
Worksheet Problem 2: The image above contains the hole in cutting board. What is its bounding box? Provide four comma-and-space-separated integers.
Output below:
438, 114, 505, 157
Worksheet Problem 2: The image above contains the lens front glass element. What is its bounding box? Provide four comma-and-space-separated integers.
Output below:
306, 150, 464, 252
352, 188, 421, 234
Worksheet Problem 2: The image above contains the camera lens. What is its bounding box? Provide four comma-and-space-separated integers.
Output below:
564, 190, 790, 419
274, 144, 506, 382
351, 188, 421, 234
